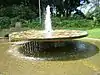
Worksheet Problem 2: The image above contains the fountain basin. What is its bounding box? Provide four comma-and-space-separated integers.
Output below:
9, 30, 88, 42
8, 29, 89, 60
8, 40, 98, 61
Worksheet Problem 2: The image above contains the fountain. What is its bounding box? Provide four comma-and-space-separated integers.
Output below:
8, 5, 88, 60
44, 5, 52, 38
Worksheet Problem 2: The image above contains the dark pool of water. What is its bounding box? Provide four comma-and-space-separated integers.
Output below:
19, 40, 99, 61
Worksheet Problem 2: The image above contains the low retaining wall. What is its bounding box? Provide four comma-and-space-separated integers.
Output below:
0, 37, 9, 42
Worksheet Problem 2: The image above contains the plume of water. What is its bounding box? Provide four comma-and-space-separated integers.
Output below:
44, 5, 52, 38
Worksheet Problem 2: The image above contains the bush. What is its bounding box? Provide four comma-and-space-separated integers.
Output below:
22, 20, 41, 29
0, 6, 12, 17
10, 16, 26, 27
0, 17, 11, 28
0, 4, 38, 29
52, 17, 94, 29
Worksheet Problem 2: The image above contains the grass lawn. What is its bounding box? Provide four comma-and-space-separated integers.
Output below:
87, 28, 100, 39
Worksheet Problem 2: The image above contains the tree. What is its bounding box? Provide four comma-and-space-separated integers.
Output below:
0, 0, 81, 17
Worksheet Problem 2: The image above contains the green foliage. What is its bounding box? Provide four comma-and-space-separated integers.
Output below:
0, 6, 12, 17
0, 17, 11, 29
86, 7, 100, 27
52, 17, 95, 29
10, 16, 23, 27
87, 7, 100, 22
22, 20, 41, 29
70, 14, 84, 20
0, 4, 38, 29
12, 5, 37, 20
0, 4, 37, 20
93, 7, 100, 22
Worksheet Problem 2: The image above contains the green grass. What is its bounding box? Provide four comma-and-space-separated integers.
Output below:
87, 28, 100, 39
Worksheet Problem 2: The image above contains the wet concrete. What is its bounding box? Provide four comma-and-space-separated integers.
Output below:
0, 39, 100, 75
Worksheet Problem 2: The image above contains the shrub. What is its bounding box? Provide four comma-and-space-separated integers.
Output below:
0, 17, 11, 28
22, 20, 41, 29
10, 16, 26, 27
51, 17, 94, 29
0, 6, 12, 17
70, 14, 85, 20
0, 4, 38, 29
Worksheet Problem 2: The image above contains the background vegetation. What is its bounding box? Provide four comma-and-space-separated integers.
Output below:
0, 0, 100, 30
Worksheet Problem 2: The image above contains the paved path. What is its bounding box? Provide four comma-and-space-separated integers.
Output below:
80, 37, 100, 41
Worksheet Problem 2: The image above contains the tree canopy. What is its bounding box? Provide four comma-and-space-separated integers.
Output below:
0, 0, 87, 17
